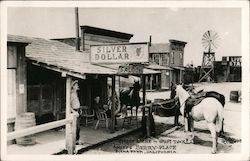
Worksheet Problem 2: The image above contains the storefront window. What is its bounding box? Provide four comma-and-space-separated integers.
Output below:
152, 54, 160, 65
171, 52, 174, 64
179, 52, 183, 65
162, 54, 169, 66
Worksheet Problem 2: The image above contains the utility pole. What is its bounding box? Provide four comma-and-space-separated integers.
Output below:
75, 7, 80, 51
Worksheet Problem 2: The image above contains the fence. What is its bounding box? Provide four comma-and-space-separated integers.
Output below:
7, 113, 77, 154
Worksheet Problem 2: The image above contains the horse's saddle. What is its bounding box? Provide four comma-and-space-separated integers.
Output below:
184, 91, 225, 118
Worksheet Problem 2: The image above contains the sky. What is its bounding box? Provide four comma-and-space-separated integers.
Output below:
7, 7, 241, 66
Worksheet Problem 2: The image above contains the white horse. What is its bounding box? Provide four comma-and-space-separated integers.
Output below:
175, 85, 224, 154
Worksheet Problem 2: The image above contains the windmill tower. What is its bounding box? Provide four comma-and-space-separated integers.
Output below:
198, 30, 220, 82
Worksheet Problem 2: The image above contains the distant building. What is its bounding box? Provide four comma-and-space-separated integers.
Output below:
214, 56, 242, 82
53, 26, 187, 90
147, 40, 187, 90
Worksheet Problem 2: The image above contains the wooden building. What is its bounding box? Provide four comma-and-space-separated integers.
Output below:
7, 27, 143, 126
53, 26, 161, 90
148, 40, 187, 90
52, 25, 133, 52
7, 35, 119, 126
214, 56, 242, 82
7, 37, 30, 136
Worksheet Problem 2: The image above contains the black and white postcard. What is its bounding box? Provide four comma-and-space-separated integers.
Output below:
1, 1, 249, 161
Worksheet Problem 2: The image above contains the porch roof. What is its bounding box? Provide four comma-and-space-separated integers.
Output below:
171, 66, 185, 70
145, 64, 173, 70
8, 35, 117, 77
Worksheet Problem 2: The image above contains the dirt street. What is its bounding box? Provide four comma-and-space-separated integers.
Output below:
83, 82, 242, 154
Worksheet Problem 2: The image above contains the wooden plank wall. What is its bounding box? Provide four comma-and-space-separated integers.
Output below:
16, 45, 27, 114
83, 33, 130, 51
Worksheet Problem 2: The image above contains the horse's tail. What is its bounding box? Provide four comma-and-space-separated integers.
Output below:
216, 105, 224, 134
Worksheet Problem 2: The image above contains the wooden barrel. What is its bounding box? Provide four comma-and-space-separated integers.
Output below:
14, 112, 36, 145
230, 91, 239, 103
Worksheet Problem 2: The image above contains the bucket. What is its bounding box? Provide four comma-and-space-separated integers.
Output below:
230, 91, 239, 103
14, 112, 36, 145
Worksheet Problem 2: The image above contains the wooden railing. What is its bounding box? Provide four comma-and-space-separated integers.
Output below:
7, 113, 77, 154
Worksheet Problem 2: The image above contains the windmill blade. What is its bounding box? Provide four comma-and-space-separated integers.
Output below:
211, 32, 219, 40
203, 32, 209, 40
202, 30, 220, 52
207, 30, 211, 39
211, 41, 218, 49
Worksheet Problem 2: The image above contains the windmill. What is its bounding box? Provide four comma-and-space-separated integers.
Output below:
198, 30, 220, 82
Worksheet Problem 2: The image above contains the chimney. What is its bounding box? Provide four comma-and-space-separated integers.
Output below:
149, 35, 152, 46
75, 7, 80, 51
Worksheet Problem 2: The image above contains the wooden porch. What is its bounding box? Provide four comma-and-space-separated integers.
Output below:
7, 112, 141, 155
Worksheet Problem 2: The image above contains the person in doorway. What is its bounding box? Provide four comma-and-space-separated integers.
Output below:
70, 80, 82, 145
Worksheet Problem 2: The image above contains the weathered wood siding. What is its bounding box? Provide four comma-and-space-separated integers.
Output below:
169, 43, 184, 67
82, 33, 130, 51
7, 43, 27, 120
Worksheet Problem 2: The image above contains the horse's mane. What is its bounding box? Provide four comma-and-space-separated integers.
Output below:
176, 85, 190, 103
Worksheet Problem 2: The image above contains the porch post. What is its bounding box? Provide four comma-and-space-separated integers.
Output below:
142, 75, 146, 115
110, 75, 116, 133
65, 76, 75, 154
180, 70, 182, 83
150, 74, 153, 91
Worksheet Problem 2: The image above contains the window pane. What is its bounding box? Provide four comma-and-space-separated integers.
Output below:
162, 54, 169, 66
153, 54, 160, 65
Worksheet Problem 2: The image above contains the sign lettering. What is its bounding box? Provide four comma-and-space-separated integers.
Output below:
118, 64, 143, 75
90, 43, 149, 64
229, 56, 241, 67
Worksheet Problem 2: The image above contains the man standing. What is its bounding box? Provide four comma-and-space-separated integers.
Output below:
70, 80, 81, 145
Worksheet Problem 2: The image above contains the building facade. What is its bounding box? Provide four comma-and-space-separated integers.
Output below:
53, 25, 133, 52
148, 40, 187, 90
214, 56, 242, 82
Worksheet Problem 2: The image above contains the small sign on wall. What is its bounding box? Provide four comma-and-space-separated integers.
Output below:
117, 64, 143, 75
19, 84, 24, 94
229, 56, 241, 67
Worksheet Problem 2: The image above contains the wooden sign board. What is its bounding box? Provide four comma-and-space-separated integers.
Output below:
117, 64, 143, 75
229, 56, 241, 67
90, 43, 149, 64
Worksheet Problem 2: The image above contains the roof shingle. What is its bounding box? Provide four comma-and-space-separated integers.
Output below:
8, 35, 117, 75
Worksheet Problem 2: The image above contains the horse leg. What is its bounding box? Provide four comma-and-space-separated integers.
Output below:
184, 116, 191, 143
189, 118, 194, 143
184, 117, 188, 132
207, 122, 217, 154
219, 118, 225, 136
174, 108, 180, 126
217, 107, 224, 136
135, 106, 138, 127
122, 104, 127, 128
185, 117, 194, 144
